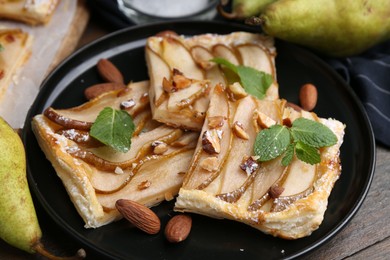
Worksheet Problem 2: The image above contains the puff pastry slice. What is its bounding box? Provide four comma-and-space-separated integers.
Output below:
175, 86, 345, 239
0, 28, 33, 101
0, 0, 59, 25
32, 81, 198, 228
146, 31, 278, 131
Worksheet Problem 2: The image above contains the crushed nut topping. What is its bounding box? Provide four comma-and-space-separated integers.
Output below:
120, 99, 136, 110
138, 180, 151, 190
162, 69, 193, 93
282, 118, 292, 127
228, 82, 248, 99
255, 110, 276, 129
114, 166, 124, 174
152, 141, 168, 154
5, 34, 15, 43
201, 129, 222, 154
232, 121, 249, 140
140, 92, 149, 103
240, 156, 259, 176
208, 116, 225, 129
200, 157, 219, 172
269, 185, 285, 199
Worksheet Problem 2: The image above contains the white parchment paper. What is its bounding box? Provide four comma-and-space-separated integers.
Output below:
0, 0, 77, 128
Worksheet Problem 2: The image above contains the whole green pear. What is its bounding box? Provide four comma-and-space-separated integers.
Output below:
250, 0, 390, 57
232, 0, 277, 18
0, 116, 42, 253
0, 117, 85, 259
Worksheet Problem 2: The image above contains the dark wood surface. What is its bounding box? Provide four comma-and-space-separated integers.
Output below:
1, 10, 389, 260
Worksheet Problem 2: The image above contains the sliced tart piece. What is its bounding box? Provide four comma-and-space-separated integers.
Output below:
0, 0, 59, 25
32, 81, 199, 228
0, 28, 33, 101
175, 86, 345, 239
145, 31, 278, 131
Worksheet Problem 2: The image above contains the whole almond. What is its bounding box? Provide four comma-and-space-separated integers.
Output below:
115, 199, 161, 234
164, 214, 192, 243
97, 58, 124, 84
299, 83, 318, 111
84, 82, 126, 100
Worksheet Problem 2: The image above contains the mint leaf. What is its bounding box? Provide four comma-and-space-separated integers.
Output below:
211, 57, 238, 73
254, 125, 290, 162
291, 118, 337, 148
237, 66, 273, 99
90, 107, 135, 153
211, 57, 273, 99
0, 44, 3, 52
281, 143, 295, 166
295, 141, 321, 165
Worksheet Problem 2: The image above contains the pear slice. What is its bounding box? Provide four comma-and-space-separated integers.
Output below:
32, 81, 199, 228
146, 31, 279, 131
0, 28, 33, 101
236, 44, 278, 100
175, 92, 345, 239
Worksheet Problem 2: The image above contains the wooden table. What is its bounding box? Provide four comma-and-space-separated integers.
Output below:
1, 10, 389, 260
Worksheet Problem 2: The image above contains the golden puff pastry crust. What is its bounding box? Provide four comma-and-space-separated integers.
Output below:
32, 81, 199, 228
0, 0, 59, 25
0, 28, 33, 101
145, 31, 278, 131
174, 87, 345, 239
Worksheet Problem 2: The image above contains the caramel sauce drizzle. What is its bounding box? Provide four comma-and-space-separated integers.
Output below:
247, 165, 290, 211
96, 146, 194, 195
66, 129, 184, 172
44, 107, 93, 131
215, 169, 258, 203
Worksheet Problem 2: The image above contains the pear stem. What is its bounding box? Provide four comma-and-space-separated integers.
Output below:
33, 241, 86, 260
217, 0, 239, 20
245, 16, 265, 26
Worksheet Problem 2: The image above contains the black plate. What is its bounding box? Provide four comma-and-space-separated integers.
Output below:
23, 21, 376, 260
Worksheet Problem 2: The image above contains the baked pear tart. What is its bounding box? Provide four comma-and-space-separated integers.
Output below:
174, 85, 345, 239
0, 0, 59, 25
0, 28, 33, 101
145, 31, 279, 131
32, 81, 198, 228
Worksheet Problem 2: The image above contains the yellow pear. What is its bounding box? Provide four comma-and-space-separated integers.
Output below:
248, 0, 390, 57
219, 0, 278, 19
0, 116, 41, 253
0, 116, 85, 259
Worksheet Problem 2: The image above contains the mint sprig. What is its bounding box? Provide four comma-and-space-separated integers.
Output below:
211, 57, 273, 99
254, 118, 338, 165
0, 44, 4, 52
90, 107, 135, 153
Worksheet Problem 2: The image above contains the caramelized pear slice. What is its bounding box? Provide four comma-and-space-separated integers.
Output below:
47, 81, 150, 124
182, 85, 231, 190
161, 37, 204, 80
145, 46, 170, 106
212, 44, 240, 65
237, 44, 278, 100
97, 148, 195, 209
